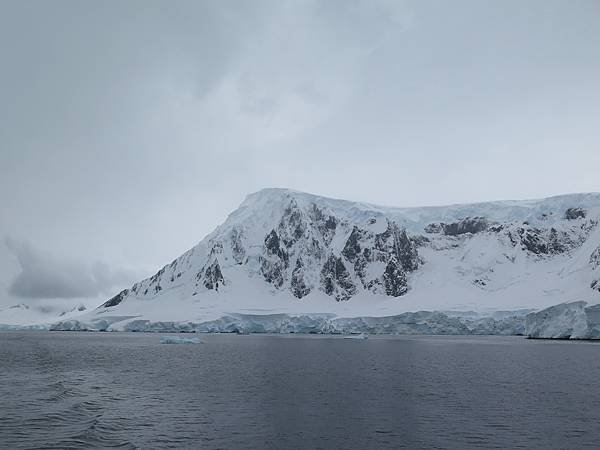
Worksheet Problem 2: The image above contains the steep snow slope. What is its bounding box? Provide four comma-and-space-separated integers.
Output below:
42, 188, 600, 332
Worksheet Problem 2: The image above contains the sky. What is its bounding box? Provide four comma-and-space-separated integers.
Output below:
1, 0, 599, 311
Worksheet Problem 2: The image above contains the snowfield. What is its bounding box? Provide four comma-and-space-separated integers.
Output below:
3, 188, 600, 337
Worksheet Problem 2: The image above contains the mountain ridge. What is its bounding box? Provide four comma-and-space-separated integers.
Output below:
4, 188, 600, 334
93, 189, 600, 321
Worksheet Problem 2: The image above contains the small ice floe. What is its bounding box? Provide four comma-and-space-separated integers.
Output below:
160, 336, 202, 344
344, 333, 368, 340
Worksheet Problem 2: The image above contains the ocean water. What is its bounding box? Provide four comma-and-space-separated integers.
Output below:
1, 332, 599, 449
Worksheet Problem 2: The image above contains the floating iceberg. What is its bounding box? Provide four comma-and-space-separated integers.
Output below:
344, 333, 368, 340
160, 336, 201, 344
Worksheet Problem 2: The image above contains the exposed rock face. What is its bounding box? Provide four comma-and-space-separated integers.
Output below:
309, 204, 338, 246
509, 227, 565, 255
505, 223, 594, 256
376, 221, 419, 272
590, 246, 600, 270
341, 220, 418, 296
565, 207, 587, 220
145, 266, 166, 294
425, 217, 489, 235
410, 235, 430, 247
230, 228, 246, 264
101, 289, 129, 308
201, 259, 224, 291
320, 254, 356, 301
260, 230, 289, 288
592, 246, 600, 294
382, 258, 407, 297
256, 201, 345, 298
278, 200, 307, 247
290, 258, 311, 299
252, 200, 422, 301
424, 223, 443, 234
441, 217, 489, 236
342, 226, 363, 261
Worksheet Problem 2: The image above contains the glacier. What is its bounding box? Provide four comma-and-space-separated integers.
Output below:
525, 301, 600, 339
3, 188, 600, 338
46, 309, 529, 335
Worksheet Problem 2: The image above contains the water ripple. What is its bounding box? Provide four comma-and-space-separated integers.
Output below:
2, 332, 600, 449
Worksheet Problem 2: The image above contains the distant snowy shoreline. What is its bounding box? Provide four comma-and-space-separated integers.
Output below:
6, 300, 600, 340
0, 309, 530, 336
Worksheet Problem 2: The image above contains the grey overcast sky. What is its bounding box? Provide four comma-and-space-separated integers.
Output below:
1, 0, 599, 309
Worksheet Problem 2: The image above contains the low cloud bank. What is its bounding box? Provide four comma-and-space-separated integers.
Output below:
4, 237, 138, 301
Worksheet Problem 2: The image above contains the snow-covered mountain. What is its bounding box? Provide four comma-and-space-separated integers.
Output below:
44, 188, 600, 333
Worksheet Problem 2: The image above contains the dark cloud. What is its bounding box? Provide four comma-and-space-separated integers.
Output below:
4, 238, 138, 301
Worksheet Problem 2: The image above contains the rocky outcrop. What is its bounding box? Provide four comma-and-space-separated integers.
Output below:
341, 221, 418, 296
260, 230, 289, 288
230, 227, 246, 264
101, 289, 129, 308
382, 258, 407, 297
590, 246, 600, 270
258, 201, 343, 297
424, 223, 443, 234
290, 257, 311, 299
309, 204, 338, 247
565, 207, 587, 220
376, 221, 419, 271
506, 226, 585, 255
444, 217, 489, 236
425, 217, 489, 236
584, 240, 600, 295
320, 254, 356, 301
200, 259, 224, 291
277, 200, 307, 247
254, 202, 421, 301
342, 226, 363, 262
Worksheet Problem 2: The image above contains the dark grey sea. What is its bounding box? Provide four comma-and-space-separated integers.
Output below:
1, 332, 599, 449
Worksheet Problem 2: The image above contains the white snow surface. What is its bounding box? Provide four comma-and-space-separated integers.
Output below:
3, 188, 600, 333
